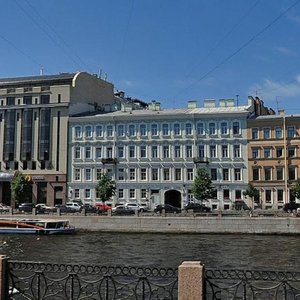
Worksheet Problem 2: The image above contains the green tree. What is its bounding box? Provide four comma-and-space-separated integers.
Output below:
192, 168, 214, 203
96, 173, 116, 203
243, 183, 259, 208
10, 171, 32, 207
291, 179, 300, 201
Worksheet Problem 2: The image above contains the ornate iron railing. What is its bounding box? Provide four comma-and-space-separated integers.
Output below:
205, 269, 300, 300
7, 260, 178, 300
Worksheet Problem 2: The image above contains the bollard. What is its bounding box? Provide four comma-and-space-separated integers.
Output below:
32, 208, 37, 215
107, 209, 112, 217
162, 209, 166, 217
81, 208, 86, 216
57, 208, 61, 216
0, 255, 8, 300
178, 261, 205, 300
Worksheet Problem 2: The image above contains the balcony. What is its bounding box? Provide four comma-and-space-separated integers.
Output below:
193, 157, 209, 164
101, 158, 118, 164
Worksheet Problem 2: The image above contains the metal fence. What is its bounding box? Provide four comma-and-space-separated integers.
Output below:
7, 260, 178, 300
205, 269, 300, 300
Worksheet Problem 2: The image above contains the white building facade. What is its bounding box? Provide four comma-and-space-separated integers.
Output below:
68, 99, 254, 210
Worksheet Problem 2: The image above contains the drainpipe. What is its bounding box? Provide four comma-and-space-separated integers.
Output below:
283, 114, 288, 204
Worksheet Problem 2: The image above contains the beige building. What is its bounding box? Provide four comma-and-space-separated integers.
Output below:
247, 110, 300, 209
0, 72, 115, 206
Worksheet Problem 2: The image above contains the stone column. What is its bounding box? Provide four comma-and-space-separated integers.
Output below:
178, 261, 205, 300
0, 255, 8, 300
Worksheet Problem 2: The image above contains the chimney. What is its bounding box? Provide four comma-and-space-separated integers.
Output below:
219, 99, 235, 107
278, 109, 285, 116
188, 100, 197, 109
204, 99, 216, 108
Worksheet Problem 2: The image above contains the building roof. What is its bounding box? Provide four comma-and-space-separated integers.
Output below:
0, 73, 77, 88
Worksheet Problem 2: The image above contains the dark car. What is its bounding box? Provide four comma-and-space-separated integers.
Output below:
154, 204, 181, 214
283, 202, 300, 212
112, 205, 135, 215
54, 204, 77, 213
184, 203, 211, 212
18, 203, 35, 213
83, 204, 98, 213
234, 200, 250, 210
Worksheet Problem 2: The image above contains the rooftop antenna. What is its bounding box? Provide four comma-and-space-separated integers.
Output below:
104, 73, 107, 80
98, 69, 102, 79
275, 96, 280, 113
40, 67, 44, 76
236, 94, 239, 106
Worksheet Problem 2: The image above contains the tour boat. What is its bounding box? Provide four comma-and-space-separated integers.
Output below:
0, 219, 76, 235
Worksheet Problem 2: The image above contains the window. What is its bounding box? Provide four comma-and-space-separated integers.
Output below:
96, 168, 102, 180
174, 123, 181, 135
252, 128, 258, 139
209, 123, 216, 135
163, 168, 170, 180
233, 122, 240, 135
288, 147, 296, 157
197, 123, 205, 135
85, 189, 91, 199
96, 147, 102, 159
186, 123, 192, 135
74, 168, 81, 181
175, 145, 181, 158
276, 147, 283, 158
275, 127, 282, 139
210, 145, 216, 158
106, 147, 113, 158
118, 146, 124, 158
118, 189, 124, 199
129, 168, 136, 180
223, 189, 230, 199
40, 95, 49, 104
118, 168, 124, 180
222, 168, 229, 181
221, 122, 228, 135
129, 145, 135, 158
198, 145, 205, 158
140, 124, 147, 136
264, 148, 271, 158
187, 169, 194, 181
265, 190, 272, 203
151, 145, 158, 158
140, 168, 147, 180
264, 167, 271, 180
276, 167, 283, 180
74, 189, 80, 199
263, 128, 271, 139
75, 126, 81, 138
211, 168, 217, 180
140, 145, 146, 158
95, 125, 103, 137
253, 168, 259, 180
175, 168, 182, 180
163, 145, 170, 158
288, 126, 295, 138
152, 168, 158, 180
6, 97, 15, 106
85, 146, 91, 159
236, 190, 242, 200
222, 145, 228, 158
23, 96, 32, 105
233, 145, 240, 158
277, 189, 283, 202
151, 124, 158, 136
117, 125, 124, 137
107, 125, 113, 137
162, 124, 169, 135
85, 126, 92, 138
253, 148, 259, 158
74, 146, 81, 159
234, 168, 241, 181
85, 168, 91, 181
289, 166, 296, 180
128, 124, 136, 136
141, 189, 147, 199
129, 189, 135, 198
186, 145, 192, 158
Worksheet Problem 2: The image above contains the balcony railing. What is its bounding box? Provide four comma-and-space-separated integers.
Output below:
193, 157, 209, 164
101, 158, 118, 164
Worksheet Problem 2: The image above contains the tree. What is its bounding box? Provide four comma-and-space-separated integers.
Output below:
96, 173, 116, 203
291, 179, 300, 201
192, 168, 214, 203
243, 183, 259, 208
11, 171, 32, 207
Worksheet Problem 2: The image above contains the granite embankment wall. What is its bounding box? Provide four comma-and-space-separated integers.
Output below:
7, 215, 300, 234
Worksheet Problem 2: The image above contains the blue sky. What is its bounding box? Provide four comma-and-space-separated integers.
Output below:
0, 1, 300, 113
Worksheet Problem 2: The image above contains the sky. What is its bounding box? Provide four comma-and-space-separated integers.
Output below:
0, 0, 300, 113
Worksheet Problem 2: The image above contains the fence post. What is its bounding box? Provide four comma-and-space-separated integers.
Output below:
178, 261, 205, 300
0, 255, 8, 300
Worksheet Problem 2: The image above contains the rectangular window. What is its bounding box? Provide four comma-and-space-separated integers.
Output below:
129, 189, 135, 198
186, 145, 192, 158
233, 122, 240, 135
95, 125, 103, 137
275, 127, 282, 138
264, 148, 271, 158
221, 122, 228, 135
163, 168, 170, 180
223, 168, 229, 181
74, 146, 81, 159
152, 168, 158, 180
222, 145, 228, 158
187, 169, 194, 181
174, 123, 181, 135
129, 168, 136, 180
106, 147, 112, 158
85, 189, 91, 199
233, 145, 240, 158
23, 96, 32, 105
140, 124, 147, 136
85, 146, 91, 159
197, 123, 204, 135
263, 128, 271, 139
151, 124, 158, 136
140, 145, 147, 158
288, 126, 295, 138
163, 145, 170, 158
252, 148, 259, 158
185, 123, 192, 135
234, 168, 241, 181
162, 124, 169, 135
276, 167, 283, 180
75, 126, 81, 138
276, 147, 283, 158
141, 189, 147, 199
74, 168, 80, 181
223, 189, 230, 199
140, 168, 147, 180
96, 168, 102, 180
210, 168, 217, 180
74, 189, 80, 199
118, 168, 124, 180
128, 124, 136, 136
265, 190, 272, 203
277, 189, 283, 202
210, 145, 216, 158
174, 145, 181, 158
253, 168, 259, 180
252, 128, 258, 139
129, 145, 135, 158
198, 145, 205, 158
289, 166, 296, 180
175, 168, 182, 180
85, 168, 91, 181
117, 125, 124, 137
236, 190, 242, 200
209, 123, 216, 135
118, 189, 124, 199
85, 126, 92, 138
288, 147, 296, 157
265, 167, 271, 180
107, 125, 113, 137
96, 147, 102, 159
151, 145, 158, 158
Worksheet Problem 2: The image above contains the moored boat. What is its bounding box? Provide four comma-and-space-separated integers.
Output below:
0, 219, 76, 235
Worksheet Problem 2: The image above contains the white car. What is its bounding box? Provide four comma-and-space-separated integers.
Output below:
66, 202, 82, 212
124, 203, 146, 212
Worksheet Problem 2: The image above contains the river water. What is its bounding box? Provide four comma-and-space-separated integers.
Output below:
1, 232, 299, 271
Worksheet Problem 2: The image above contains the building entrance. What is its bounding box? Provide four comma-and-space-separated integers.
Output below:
164, 190, 181, 208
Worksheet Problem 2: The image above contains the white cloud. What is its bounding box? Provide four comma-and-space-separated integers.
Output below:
275, 46, 297, 57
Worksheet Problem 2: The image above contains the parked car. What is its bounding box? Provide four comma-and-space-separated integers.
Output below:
184, 203, 211, 212
154, 204, 181, 214
54, 204, 77, 213
124, 203, 143, 212
18, 203, 35, 213
112, 205, 135, 215
35, 203, 55, 213
0, 204, 10, 213
83, 204, 98, 213
283, 202, 300, 212
66, 202, 82, 212
234, 200, 250, 210
95, 203, 112, 212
